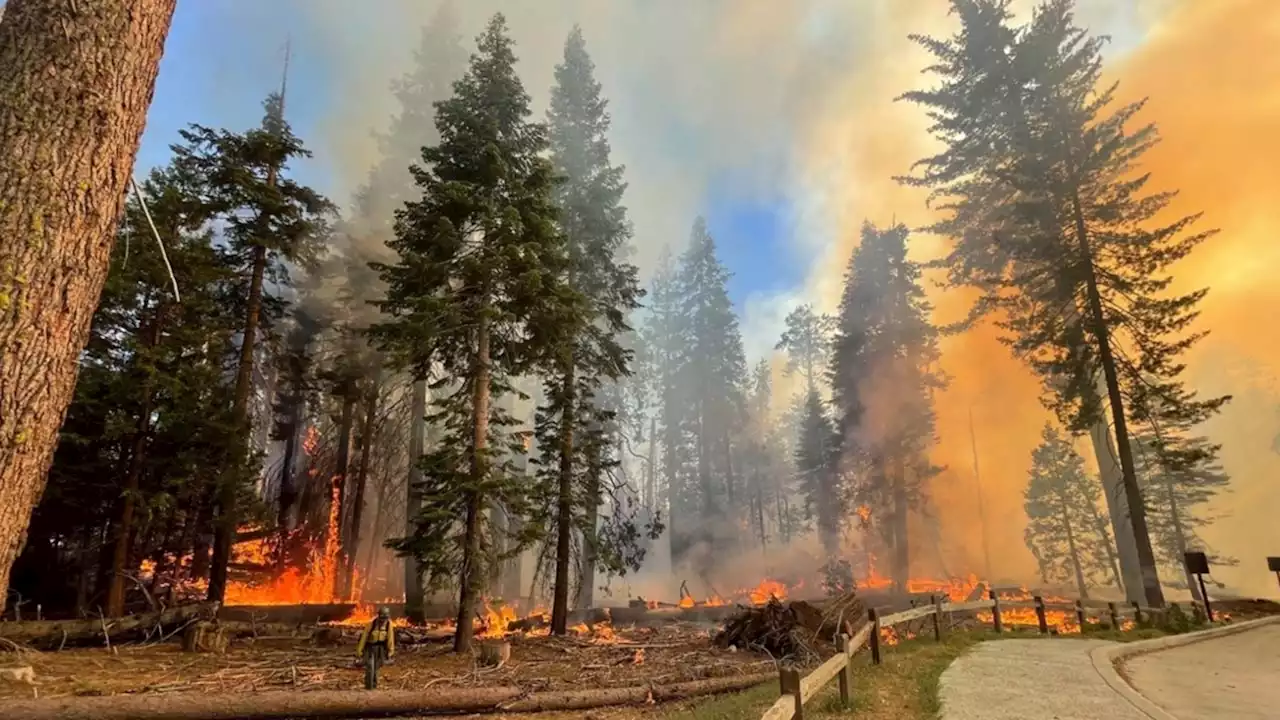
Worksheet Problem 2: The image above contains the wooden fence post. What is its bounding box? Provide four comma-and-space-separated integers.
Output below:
1033, 595, 1048, 634
836, 633, 852, 708
868, 608, 882, 665
989, 589, 1003, 634
1108, 602, 1119, 630
1074, 600, 1086, 630
932, 595, 944, 642
1132, 602, 1142, 625
779, 666, 803, 720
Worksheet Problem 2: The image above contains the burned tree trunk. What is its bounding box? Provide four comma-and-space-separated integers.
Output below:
0, 0, 177, 615
340, 370, 380, 600
404, 379, 427, 623
208, 238, 270, 603
551, 358, 576, 635
891, 458, 910, 593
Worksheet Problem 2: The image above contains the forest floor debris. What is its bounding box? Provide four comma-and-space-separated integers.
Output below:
0, 621, 769, 701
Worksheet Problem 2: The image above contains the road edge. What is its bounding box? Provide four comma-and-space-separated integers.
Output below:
1088, 615, 1280, 720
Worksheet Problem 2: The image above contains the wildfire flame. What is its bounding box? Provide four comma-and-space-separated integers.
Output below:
747, 579, 787, 605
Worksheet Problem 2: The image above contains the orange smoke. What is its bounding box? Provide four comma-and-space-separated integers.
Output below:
798, 0, 1280, 596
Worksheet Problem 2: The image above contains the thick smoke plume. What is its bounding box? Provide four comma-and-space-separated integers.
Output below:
227, 0, 1278, 597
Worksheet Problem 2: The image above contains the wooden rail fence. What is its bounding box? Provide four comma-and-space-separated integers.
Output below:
760, 591, 1202, 720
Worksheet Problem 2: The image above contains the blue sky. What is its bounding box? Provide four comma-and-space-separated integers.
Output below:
137, 2, 798, 326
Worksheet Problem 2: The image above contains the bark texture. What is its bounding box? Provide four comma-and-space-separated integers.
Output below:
0, 0, 177, 614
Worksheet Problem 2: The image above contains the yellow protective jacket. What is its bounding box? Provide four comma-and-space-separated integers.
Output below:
356, 617, 395, 658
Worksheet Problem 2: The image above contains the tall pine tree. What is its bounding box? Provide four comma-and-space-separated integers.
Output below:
641, 248, 693, 563
830, 222, 943, 591
902, 0, 1227, 606
776, 304, 836, 395
374, 14, 571, 653
1023, 423, 1121, 598
538, 26, 642, 633
675, 219, 748, 572
794, 388, 840, 558
354, 2, 468, 623
173, 92, 334, 602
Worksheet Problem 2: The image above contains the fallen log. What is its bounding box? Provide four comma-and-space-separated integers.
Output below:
0, 603, 214, 648
4, 672, 775, 720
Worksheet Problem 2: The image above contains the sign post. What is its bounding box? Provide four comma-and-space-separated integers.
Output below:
1184, 551, 1213, 622
1267, 557, 1280, 593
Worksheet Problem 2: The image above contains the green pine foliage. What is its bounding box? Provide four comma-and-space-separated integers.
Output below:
173, 91, 336, 601
534, 25, 648, 631
901, 0, 1228, 605
16, 165, 243, 611
675, 219, 749, 570
1023, 423, 1121, 598
776, 304, 836, 394
640, 247, 695, 555
829, 222, 944, 589
373, 14, 573, 653
794, 387, 840, 557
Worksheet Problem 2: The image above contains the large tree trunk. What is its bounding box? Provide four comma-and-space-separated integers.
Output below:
333, 379, 356, 561
404, 378, 427, 622
4, 671, 776, 720
1072, 195, 1164, 607
276, 397, 303, 532
1058, 498, 1089, 600
1088, 411, 1143, 600
891, 457, 910, 594
106, 305, 166, 617
340, 369, 380, 601
551, 361, 576, 635
208, 240, 270, 602
0, 0, 177, 615
453, 300, 490, 654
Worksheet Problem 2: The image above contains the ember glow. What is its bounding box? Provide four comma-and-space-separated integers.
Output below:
746, 579, 787, 605
221, 475, 345, 606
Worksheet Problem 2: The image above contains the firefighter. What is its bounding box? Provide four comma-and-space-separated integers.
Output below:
356, 606, 395, 689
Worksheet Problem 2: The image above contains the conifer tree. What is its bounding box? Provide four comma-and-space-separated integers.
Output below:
795, 388, 840, 557
538, 26, 643, 632
1130, 386, 1233, 601
374, 14, 570, 653
1023, 423, 1120, 598
776, 304, 836, 395
743, 359, 780, 549
830, 222, 943, 591
21, 163, 242, 615
348, 2, 468, 623
641, 248, 694, 561
676, 219, 748, 568
173, 93, 334, 602
901, 0, 1226, 606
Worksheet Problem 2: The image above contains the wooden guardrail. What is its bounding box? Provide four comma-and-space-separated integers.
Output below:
760, 591, 1197, 720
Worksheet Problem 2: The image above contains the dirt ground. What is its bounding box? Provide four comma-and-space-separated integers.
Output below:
0, 621, 771, 701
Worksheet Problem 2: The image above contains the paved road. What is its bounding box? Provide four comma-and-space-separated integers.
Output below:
938, 639, 1150, 720
1123, 623, 1280, 719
